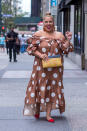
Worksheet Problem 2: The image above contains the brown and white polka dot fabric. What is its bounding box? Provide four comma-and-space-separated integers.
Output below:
23, 36, 73, 116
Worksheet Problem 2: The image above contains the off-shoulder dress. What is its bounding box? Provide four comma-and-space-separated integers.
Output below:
23, 35, 73, 116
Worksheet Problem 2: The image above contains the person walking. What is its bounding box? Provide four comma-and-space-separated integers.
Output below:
23, 12, 74, 122
7, 27, 18, 62
0, 34, 5, 52
16, 37, 20, 55
5, 35, 9, 54
20, 34, 27, 53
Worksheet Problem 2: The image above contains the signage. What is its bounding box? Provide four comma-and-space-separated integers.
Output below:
2, 14, 13, 17
50, 0, 57, 15
51, 0, 57, 7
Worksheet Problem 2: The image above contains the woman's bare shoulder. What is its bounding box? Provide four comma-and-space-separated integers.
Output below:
55, 31, 63, 36
34, 30, 44, 37
55, 31, 65, 39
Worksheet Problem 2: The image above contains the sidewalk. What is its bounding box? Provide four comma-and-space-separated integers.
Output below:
0, 52, 8, 70
0, 51, 87, 131
64, 56, 80, 70
0, 51, 80, 70
1, 51, 86, 79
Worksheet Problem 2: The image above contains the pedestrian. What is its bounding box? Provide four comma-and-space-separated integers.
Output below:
23, 12, 74, 122
16, 37, 20, 55
5, 35, 9, 54
20, 34, 27, 53
7, 27, 18, 62
0, 34, 5, 52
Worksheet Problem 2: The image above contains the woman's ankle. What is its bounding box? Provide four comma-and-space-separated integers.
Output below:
35, 103, 40, 114
46, 115, 52, 120
46, 111, 52, 120
35, 111, 40, 115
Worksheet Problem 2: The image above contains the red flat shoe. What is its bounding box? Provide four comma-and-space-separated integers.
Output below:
47, 118, 55, 123
35, 114, 40, 119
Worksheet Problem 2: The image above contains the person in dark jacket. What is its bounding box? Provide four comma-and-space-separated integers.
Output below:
7, 27, 18, 62
5, 35, 9, 54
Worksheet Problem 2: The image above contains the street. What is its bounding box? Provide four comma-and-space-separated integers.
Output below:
0, 51, 87, 131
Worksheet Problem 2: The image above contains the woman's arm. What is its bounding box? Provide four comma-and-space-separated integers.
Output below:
59, 32, 72, 48
33, 50, 48, 60
63, 40, 70, 48
57, 32, 73, 54
27, 30, 48, 60
32, 50, 42, 59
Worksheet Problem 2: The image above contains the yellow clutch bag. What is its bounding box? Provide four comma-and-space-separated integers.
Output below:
42, 55, 62, 68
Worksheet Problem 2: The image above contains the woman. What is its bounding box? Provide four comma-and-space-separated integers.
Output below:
20, 34, 27, 53
23, 13, 73, 122
0, 34, 5, 52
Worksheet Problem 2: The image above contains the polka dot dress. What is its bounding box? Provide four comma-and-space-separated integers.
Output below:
23, 36, 73, 116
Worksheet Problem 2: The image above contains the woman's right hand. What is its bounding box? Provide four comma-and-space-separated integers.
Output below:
40, 54, 48, 61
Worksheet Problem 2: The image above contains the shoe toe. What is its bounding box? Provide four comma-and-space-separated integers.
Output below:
48, 118, 55, 123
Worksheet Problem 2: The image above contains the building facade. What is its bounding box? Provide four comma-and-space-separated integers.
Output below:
41, 0, 49, 17
14, 17, 42, 32
31, 0, 41, 17
41, 0, 58, 27
84, 0, 87, 70
57, 0, 87, 70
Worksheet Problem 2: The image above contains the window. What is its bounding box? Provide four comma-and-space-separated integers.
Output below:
74, 4, 82, 54
63, 7, 70, 35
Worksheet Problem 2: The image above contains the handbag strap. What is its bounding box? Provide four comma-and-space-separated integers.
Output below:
48, 54, 61, 58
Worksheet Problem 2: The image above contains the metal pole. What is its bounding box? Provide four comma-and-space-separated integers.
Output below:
81, 0, 85, 70
49, 0, 51, 12
0, 0, 2, 35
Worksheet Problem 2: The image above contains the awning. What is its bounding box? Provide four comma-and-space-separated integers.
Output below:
65, 0, 77, 5
58, 0, 65, 11
58, 0, 78, 11
65, 0, 72, 5
58, 0, 69, 11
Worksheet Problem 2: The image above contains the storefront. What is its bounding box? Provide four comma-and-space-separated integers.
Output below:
84, 0, 87, 70
57, 0, 85, 69
74, 1, 82, 54
58, 0, 71, 35
63, 7, 70, 35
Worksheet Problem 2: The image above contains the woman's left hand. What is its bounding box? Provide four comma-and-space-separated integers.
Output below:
65, 31, 72, 41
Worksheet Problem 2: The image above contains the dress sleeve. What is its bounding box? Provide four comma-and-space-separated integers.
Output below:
57, 39, 74, 54
26, 35, 40, 55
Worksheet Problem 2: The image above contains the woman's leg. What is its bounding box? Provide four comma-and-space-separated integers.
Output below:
3, 47, 5, 52
35, 103, 40, 114
46, 102, 52, 120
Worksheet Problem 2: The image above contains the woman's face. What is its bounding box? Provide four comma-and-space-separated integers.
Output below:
43, 16, 54, 33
